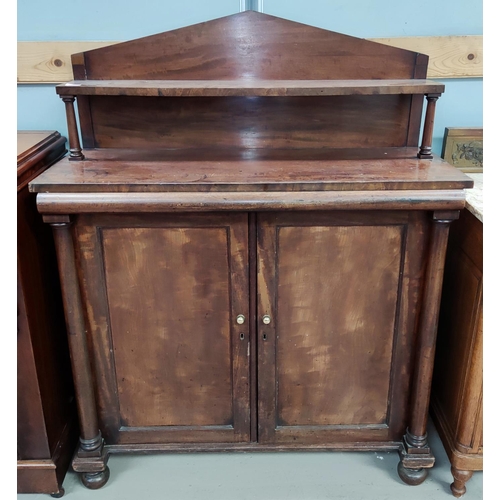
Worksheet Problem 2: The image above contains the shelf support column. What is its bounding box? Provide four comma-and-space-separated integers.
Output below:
61, 96, 85, 160
398, 209, 460, 485
417, 93, 441, 159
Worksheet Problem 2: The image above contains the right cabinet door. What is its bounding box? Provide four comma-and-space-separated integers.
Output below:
256, 211, 429, 445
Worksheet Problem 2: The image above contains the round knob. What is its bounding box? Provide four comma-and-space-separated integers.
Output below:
262, 315, 271, 325
236, 314, 245, 325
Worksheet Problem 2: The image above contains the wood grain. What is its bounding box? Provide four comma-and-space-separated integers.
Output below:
103, 226, 234, 427
374, 36, 482, 79
256, 211, 429, 445
55, 79, 445, 97
29, 10, 471, 487
29, 150, 473, 194
71, 12, 420, 82
50, 11, 434, 155
406, 212, 457, 441
17, 36, 482, 83
74, 213, 251, 444
431, 208, 483, 491
275, 223, 402, 426
17, 131, 76, 495
83, 95, 412, 150
35, 190, 467, 214
18, 41, 119, 83
17, 132, 67, 191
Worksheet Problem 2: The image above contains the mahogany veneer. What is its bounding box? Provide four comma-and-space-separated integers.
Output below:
431, 207, 483, 497
29, 11, 472, 491
18, 131, 78, 497
56, 78, 444, 97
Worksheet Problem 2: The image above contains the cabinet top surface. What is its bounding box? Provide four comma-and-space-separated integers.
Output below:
18, 131, 67, 190
29, 147, 473, 194
18, 131, 56, 158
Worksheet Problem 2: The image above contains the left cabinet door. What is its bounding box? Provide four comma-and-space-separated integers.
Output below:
74, 213, 250, 445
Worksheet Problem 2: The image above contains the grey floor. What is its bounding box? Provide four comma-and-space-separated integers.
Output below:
18, 420, 482, 500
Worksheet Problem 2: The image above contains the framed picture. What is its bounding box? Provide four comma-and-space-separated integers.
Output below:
442, 127, 483, 173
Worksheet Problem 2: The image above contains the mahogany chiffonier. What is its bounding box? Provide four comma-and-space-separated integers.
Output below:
18, 131, 78, 497
431, 174, 483, 497
28, 12, 473, 491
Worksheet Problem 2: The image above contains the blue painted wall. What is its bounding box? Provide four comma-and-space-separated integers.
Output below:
18, 0, 482, 154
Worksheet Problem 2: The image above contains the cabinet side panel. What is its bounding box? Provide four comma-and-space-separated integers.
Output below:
17, 268, 50, 459
17, 182, 74, 459
433, 249, 482, 435
432, 210, 483, 458
101, 226, 233, 427
276, 224, 403, 426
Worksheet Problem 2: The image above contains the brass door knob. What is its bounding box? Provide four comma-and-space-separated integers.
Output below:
236, 314, 245, 325
262, 315, 271, 325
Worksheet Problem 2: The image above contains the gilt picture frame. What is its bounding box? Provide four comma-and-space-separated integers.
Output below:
442, 127, 483, 173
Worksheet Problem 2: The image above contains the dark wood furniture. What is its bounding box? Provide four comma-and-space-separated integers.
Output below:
431, 192, 483, 497
29, 12, 473, 491
17, 131, 78, 497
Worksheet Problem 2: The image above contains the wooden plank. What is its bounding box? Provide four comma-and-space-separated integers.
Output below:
55, 79, 444, 97
371, 36, 482, 79
17, 42, 120, 83
17, 36, 482, 83
28, 149, 474, 194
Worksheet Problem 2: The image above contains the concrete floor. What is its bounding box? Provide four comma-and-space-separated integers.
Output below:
18, 420, 482, 500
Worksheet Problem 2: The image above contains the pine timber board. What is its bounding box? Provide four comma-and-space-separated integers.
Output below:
17, 36, 482, 83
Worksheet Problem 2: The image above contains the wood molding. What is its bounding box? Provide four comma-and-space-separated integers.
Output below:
18, 36, 482, 83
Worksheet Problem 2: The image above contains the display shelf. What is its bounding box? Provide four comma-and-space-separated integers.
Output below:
56, 78, 444, 97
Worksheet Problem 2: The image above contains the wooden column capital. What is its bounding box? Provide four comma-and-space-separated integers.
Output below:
433, 210, 461, 223
42, 214, 72, 225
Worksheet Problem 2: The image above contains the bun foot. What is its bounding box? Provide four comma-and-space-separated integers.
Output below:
450, 466, 473, 497
397, 461, 429, 485
50, 488, 65, 498
81, 466, 110, 490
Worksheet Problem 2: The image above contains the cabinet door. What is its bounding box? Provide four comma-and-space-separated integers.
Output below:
75, 213, 250, 445
257, 211, 428, 445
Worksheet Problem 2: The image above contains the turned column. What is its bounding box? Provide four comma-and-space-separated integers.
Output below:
45, 216, 102, 454
398, 210, 460, 485
61, 96, 85, 160
417, 93, 441, 159
46, 215, 110, 489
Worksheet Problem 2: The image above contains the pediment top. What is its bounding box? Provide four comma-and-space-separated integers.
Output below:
72, 11, 427, 81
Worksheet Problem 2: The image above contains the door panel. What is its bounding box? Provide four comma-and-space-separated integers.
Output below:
276, 224, 402, 426
102, 226, 233, 428
75, 213, 250, 444
257, 211, 427, 444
